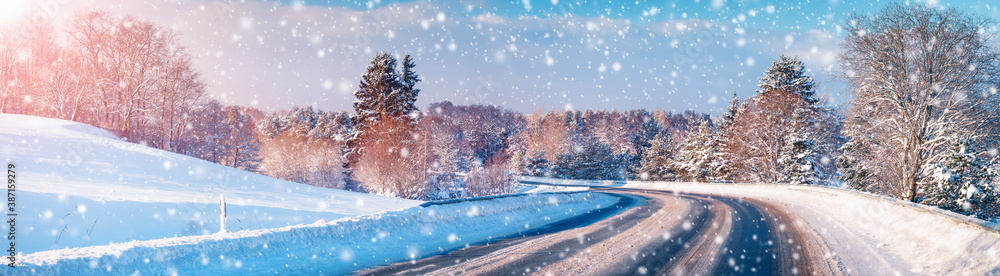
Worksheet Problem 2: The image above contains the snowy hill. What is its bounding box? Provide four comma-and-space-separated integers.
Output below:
0, 114, 421, 254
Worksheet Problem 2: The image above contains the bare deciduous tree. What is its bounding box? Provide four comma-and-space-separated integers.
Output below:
150, 52, 206, 152
839, 3, 1000, 201
67, 11, 203, 145
354, 117, 432, 199
726, 89, 812, 183
514, 110, 571, 165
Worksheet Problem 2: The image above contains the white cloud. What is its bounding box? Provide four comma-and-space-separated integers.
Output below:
472, 13, 506, 25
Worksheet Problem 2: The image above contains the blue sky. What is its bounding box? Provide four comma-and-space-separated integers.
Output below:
31, 0, 1000, 114
295, 0, 999, 32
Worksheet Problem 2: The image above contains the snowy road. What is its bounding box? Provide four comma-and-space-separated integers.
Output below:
357, 187, 825, 275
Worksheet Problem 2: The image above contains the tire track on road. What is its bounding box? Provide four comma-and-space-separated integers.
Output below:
355, 192, 642, 275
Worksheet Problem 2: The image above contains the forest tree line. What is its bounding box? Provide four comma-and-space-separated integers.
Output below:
3, 4, 1000, 219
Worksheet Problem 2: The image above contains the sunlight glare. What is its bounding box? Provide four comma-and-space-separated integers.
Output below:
0, 0, 30, 24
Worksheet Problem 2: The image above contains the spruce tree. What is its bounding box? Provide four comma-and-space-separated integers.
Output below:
221, 106, 261, 172
351, 52, 400, 144
673, 120, 719, 182
757, 55, 817, 104
554, 138, 624, 180
778, 132, 820, 185
919, 139, 999, 219
778, 107, 822, 185
400, 54, 421, 119
712, 92, 740, 183
835, 123, 876, 190
707, 130, 731, 183
523, 152, 551, 177
629, 111, 662, 178
720, 91, 740, 130
347, 52, 422, 167
725, 55, 832, 184
638, 131, 675, 181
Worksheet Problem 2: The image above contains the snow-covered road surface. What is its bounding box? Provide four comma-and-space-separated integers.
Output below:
359, 187, 817, 275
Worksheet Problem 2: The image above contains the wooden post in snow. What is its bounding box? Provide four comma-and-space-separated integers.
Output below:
220, 194, 227, 233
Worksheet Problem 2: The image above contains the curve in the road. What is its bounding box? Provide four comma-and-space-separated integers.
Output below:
356, 187, 825, 275
354, 192, 643, 275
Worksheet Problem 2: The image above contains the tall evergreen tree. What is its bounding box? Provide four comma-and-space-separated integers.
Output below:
836, 127, 877, 191
757, 55, 817, 104
399, 54, 421, 119
713, 91, 740, 183
778, 108, 822, 184
629, 111, 662, 178
708, 130, 732, 183
721, 91, 740, 130
347, 52, 422, 167
351, 52, 400, 144
726, 55, 838, 184
220, 106, 262, 172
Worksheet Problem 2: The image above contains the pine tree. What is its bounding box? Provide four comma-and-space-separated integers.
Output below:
673, 120, 720, 182
720, 91, 740, 130
638, 131, 675, 181
707, 130, 731, 183
777, 107, 822, 185
757, 55, 817, 104
399, 54, 421, 119
726, 55, 838, 184
350, 53, 400, 151
523, 152, 551, 177
712, 92, 740, 183
919, 139, 999, 219
778, 132, 820, 185
553, 138, 624, 180
347, 52, 422, 167
629, 111, 662, 178
835, 139, 875, 190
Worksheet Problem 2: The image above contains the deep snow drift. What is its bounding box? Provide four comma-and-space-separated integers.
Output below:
0, 114, 420, 254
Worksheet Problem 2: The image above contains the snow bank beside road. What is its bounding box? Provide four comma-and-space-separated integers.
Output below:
4, 191, 617, 275
520, 175, 625, 187
625, 181, 1000, 275
516, 181, 590, 194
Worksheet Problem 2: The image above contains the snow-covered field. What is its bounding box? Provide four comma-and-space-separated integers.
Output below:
0, 114, 421, 254
624, 181, 1000, 275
